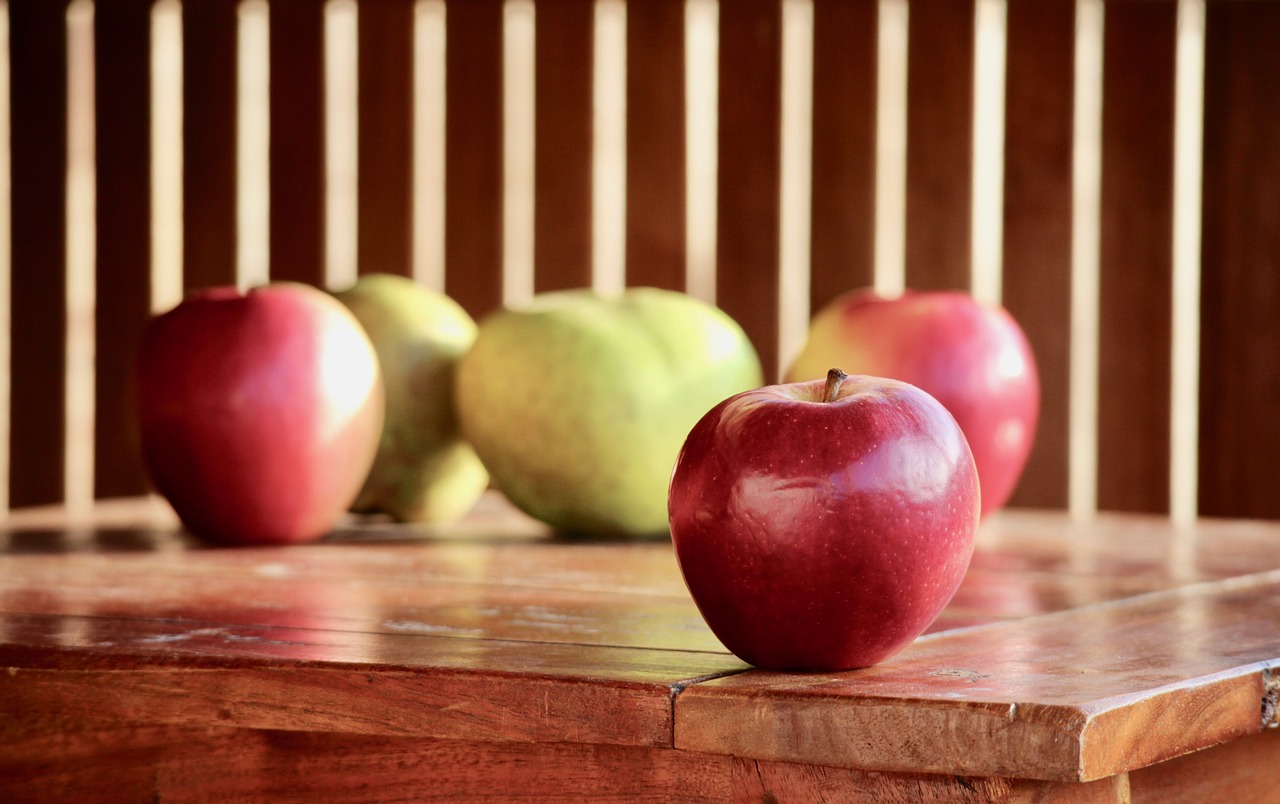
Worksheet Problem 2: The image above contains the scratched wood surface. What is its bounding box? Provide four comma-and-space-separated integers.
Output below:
3, 494, 1280, 800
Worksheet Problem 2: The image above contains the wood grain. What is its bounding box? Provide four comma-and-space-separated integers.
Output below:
8, 0, 68, 507
0, 724, 737, 803
6, 715, 1263, 803
1001, 0, 1075, 511
676, 572, 1280, 781
3, 496, 1280, 794
0, 608, 745, 753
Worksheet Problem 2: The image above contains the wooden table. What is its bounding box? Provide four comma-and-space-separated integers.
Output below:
2, 493, 1278, 802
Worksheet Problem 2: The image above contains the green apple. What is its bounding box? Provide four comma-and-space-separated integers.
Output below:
455, 287, 763, 536
333, 274, 488, 524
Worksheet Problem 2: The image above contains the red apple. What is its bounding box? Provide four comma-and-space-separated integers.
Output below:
668, 369, 979, 671
135, 283, 384, 545
786, 290, 1039, 517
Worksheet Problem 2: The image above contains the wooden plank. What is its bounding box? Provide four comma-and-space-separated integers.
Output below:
183, 0, 239, 290
976, 509, 1280, 583
93, 0, 153, 501
676, 572, 1280, 781
534, 0, 595, 293
1096, 2, 1177, 514
1001, 0, 1074, 511
716, 0, 783, 381
808, 0, 877, 314
0, 724, 735, 803
444, 0, 506, 319
357, 0, 415, 277
904, 0, 974, 291
733, 757, 1131, 803
1128, 727, 1280, 803
624, 0, 686, 292
0, 548, 1181, 647
0, 717, 1139, 803
0, 612, 745, 748
5, 498, 1280, 788
8, 0, 69, 507
268, 0, 326, 286
1198, 2, 1280, 519
0, 575, 727, 655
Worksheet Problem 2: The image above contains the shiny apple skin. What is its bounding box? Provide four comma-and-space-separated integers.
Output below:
786, 290, 1039, 518
668, 375, 979, 671
135, 283, 384, 546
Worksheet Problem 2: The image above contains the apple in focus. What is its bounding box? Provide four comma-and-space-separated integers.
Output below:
456, 287, 763, 536
334, 274, 489, 524
668, 369, 979, 671
786, 290, 1039, 517
135, 283, 384, 545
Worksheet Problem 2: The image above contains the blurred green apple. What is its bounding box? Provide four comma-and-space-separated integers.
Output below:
334, 274, 488, 524
456, 287, 763, 536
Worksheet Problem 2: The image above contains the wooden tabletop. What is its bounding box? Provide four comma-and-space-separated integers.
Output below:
3, 493, 1279, 801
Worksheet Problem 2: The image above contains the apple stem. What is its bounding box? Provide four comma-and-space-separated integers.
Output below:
823, 368, 848, 403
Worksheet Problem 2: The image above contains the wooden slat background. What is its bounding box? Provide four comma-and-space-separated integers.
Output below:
1000, 0, 1074, 511
4, 0, 1280, 523
904, 0, 974, 292
9, 0, 69, 507
93, 0, 153, 500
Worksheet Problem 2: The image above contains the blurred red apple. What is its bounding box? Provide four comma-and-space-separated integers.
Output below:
135, 283, 384, 545
668, 369, 979, 671
786, 290, 1039, 517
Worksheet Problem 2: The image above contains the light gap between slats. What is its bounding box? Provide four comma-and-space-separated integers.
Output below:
593, 0, 626, 296
1070, 0, 1104, 521
237, 0, 270, 290
1170, 0, 1205, 526
325, 0, 359, 290
970, 0, 1006, 307
684, 0, 718, 304
777, 0, 813, 378
413, 0, 447, 292
874, 0, 908, 296
151, 0, 183, 313
65, 0, 95, 515
503, 0, 536, 306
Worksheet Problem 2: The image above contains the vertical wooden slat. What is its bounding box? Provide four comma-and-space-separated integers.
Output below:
903, 0, 974, 291
183, 0, 238, 290
358, 0, 415, 277
1002, 0, 1074, 510
445, 0, 505, 320
808, 0, 876, 314
624, 0, 685, 292
1199, 2, 1280, 520
9, 0, 68, 506
1096, 3, 1177, 514
534, 0, 594, 293
717, 0, 783, 381
93, 0, 152, 499
269, 0, 326, 287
